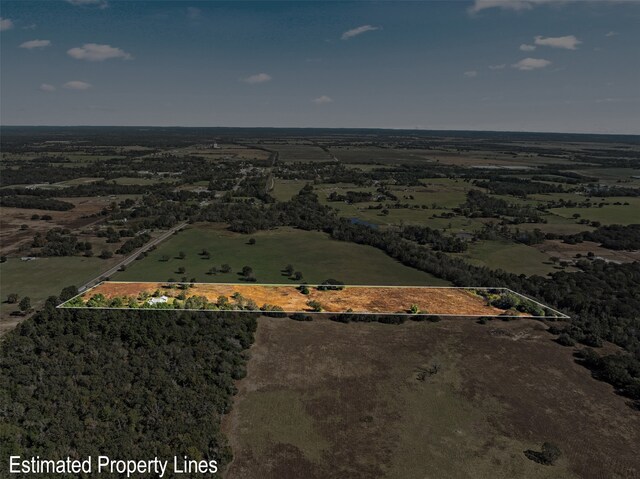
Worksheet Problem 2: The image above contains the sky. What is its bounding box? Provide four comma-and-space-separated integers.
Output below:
1, 0, 639, 134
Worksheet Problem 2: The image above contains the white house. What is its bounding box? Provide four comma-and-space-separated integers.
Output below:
148, 295, 169, 305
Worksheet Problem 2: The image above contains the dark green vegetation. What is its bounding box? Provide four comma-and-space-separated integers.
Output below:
0, 301, 256, 475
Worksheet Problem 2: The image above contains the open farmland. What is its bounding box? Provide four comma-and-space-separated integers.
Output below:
451, 239, 562, 276
549, 197, 640, 226
223, 318, 640, 479
113, 224, 448, 285
0, 256, 120, 331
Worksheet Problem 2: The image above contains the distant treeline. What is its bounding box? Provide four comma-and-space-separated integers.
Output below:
0, 195, 75, 211
473, 178, 565, 198
566, 224, 640, 250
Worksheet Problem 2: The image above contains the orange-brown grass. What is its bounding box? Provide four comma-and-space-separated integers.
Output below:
79, 282, 511, 316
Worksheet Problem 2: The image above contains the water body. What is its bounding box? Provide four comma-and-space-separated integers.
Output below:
349, 218, 379, 229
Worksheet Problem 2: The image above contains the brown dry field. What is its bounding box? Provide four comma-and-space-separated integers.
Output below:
0, 196, 115, 255
80, 282, 514, 316
535, 240, 640, 264
222, 318, 640, 479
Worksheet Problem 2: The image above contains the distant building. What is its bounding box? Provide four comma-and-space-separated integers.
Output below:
148, 295, 169, 305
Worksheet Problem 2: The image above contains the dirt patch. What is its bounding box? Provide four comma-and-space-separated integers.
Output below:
0, 196, 115, 255
535, 239, 640, 264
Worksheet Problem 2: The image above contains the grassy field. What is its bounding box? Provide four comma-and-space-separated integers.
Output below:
329, 146, 437, 164
271, 179, 309, 201
112, 176, 175, 185
549, 197, 640, 225
262, 144, 333, 161
0, 256, 118, 319
223, 318, 640, 479
452, 239, 561, 276
114, 224, 448, 285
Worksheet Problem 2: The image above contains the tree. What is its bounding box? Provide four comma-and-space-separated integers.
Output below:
293, 271, 303, 281
284, 264, 294, 276
220, 264, 231, 273
177, 266, 186, 274
241, 266, 253, 278
524, 442, 561, 466
248, 238, 256, 245
306, 300, 323, 312
99, 249, 113, 259
19, 296, 31, 312
7, 293, 19, 304
59, 286, 79, 302
178, 251, 186, 260
160, 255, 170, 262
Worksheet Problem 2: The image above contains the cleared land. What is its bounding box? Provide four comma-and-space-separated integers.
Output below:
549, 197, 640, 226
65, 282, 560, 317
114, 225, 448, 285
223, 318, 640, 479
0, 196, 124, 255
451, 239, 563, 276
0, 256, 120, 330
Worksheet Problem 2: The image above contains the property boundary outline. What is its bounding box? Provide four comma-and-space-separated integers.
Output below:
58, 281, 570, 319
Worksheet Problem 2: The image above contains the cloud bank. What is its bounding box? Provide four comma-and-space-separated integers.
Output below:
68, 43, 132, 61
534, 35, 581, 49
512, 57, 551, 70
341, 25, 379, 40
20, 39, 51, 49
63, 81, 92, 90
241, 73, 272, 84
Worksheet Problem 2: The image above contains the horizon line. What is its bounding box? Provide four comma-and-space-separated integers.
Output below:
1, 125, 639, 138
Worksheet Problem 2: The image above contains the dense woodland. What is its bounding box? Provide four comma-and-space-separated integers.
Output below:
0, 300, 257, 475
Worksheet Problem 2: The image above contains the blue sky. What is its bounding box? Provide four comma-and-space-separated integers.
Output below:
1, 0, 638, 133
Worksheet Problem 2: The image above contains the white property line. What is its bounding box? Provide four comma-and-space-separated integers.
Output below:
58, 281, 570, 319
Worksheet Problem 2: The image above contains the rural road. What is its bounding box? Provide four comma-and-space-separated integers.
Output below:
79, 222, 188, 292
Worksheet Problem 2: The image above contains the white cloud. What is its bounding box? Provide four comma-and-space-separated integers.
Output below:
186, 7, 201, 19
241, 73, 272, 84
20, 39, 51, 49
470, 0, 624, 13
469, 0, 548, 13
488, 64, 506, 70
22, 23, 37, 30
534, 35, 581, 49
464, 70, 478, 77
512, 57, 552, 70
39, 83, 56, 92
0, 17, 14, 31
341, 25, 379, 40
520, 43, 536, 51
67, 0, 109, 8
312, 95, 333, 104
67, 43, 132, 61
605, 31, 618, 37
63, 80, 92, 90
